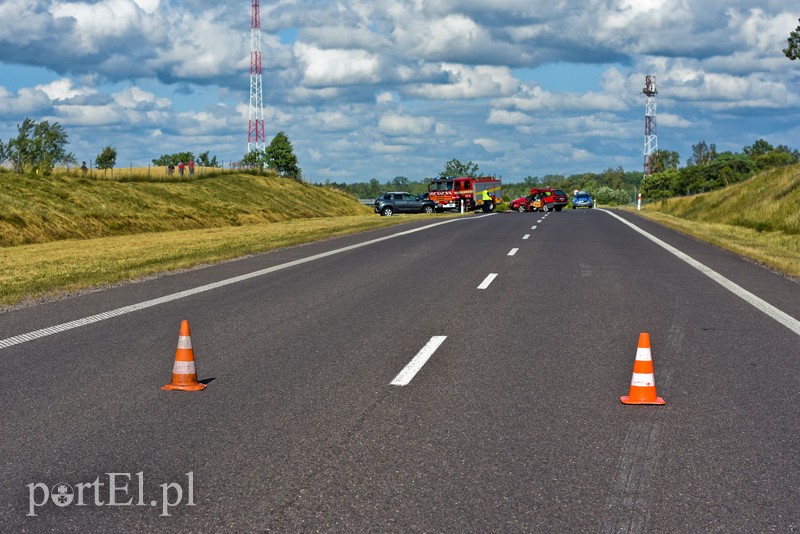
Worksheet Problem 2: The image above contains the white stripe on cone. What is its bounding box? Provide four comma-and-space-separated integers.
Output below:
630, 372, 655, 387
173, 361, 197, 374
635, 347, 652, 361
177, 336, 192, 349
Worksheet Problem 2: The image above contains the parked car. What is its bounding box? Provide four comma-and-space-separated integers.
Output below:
374, 192, 436, 216
572, 191, 594, 209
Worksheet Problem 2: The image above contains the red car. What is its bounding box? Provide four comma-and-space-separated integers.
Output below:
530, 188, 569, 212
509, 195, 534, 212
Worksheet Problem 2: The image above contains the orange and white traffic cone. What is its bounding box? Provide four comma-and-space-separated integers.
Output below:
620, 332, 664, 405
162, 320, 207, 392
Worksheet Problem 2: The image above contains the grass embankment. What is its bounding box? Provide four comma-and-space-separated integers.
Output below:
632, 164, 800, 278
0, 171, 373, 246
0, 171, 435, 307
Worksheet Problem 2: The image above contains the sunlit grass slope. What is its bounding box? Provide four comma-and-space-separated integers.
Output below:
637, 164, 800, 277
0, 171, 373, 246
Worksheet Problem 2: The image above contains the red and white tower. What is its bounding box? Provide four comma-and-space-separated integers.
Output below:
247, 0, 266, 153
642, 75, 658, 176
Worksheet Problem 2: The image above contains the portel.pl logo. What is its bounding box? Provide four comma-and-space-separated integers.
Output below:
27, 472, 195, 517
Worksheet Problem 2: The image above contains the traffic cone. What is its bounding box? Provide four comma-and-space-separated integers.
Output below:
620, 332, 664, 405
162, 320, 207, 392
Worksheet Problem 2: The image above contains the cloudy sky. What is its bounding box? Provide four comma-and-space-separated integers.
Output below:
0, 1, 798, 183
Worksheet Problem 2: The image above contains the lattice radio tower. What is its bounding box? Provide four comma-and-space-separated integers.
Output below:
642, 75, 658, 176
247, 0, 266, 153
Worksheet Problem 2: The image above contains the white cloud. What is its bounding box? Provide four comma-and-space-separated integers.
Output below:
0, 87, 51, 115
659, 113, 699, 128
295, 43, 381, 87
473, 138, 503, 153
378, 113, 433, 136
35, 79, 96, 100
487, 109, 533, 126
0, 1, 798, 180
370, 142, 410, 154
406, 64, 519, 100
494, 84, 628, 113
113, 86, 170, 110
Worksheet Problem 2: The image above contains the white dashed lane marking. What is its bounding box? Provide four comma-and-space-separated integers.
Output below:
391, 336, 447, 386
477, 273, 498, 290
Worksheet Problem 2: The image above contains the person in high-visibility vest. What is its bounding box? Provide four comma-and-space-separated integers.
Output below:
481, 189, 494, 212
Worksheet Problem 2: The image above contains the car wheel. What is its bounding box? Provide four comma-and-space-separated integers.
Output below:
381, 206, 393, 216
422, 205, 434, 214
572, 205, 576, 209
518, 205, 526, 213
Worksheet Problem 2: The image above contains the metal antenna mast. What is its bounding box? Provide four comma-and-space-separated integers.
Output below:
248, 0, 266, 153
642, 75, 658, 176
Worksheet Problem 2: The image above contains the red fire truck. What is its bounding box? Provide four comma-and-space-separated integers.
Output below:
427, 176, 502, 212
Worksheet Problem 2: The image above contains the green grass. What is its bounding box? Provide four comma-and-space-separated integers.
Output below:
630, 163, 800, 278
0, 171, 373, 246
5, 163, 797, 309
0, 170, 454, 307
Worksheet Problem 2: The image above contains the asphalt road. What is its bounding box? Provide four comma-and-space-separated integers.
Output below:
1, 208, 799, 532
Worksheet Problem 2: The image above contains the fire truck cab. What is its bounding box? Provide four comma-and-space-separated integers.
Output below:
428, 176, 502, 213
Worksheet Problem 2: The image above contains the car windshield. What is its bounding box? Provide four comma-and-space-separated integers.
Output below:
430, 181, 453, 191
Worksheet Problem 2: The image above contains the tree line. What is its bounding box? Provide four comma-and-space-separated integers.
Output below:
640, 139, 799, 199
0, 116, 225, 176
326, 159, 643, 206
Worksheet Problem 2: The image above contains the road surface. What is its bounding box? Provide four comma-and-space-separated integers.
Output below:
1, 209, 798, 532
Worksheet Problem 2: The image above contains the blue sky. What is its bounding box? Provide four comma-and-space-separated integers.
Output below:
0, 0, 798, 183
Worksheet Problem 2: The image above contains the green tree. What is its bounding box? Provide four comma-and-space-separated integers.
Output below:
33, 120, 75, 174
687, 141, 716, 166
0, 140, 7, 164
390, 176, 410, 190
265, 132, 301, 179
6, 118, 74, 174
650, 149, 680, 173
197, 151, 218, 167
241, 148, 268, 172
743, 139, 774, 158
440, 158, 480, 179
152, 152, 195, 167
96, 145, 117, 174
641, 169, 679, 199
785, 18, 800, 60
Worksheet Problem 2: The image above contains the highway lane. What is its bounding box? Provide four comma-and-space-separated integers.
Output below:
1, 209, 799, 532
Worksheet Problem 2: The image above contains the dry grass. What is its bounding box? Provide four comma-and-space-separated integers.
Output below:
0, 169, 459, 307
0, 215, 439, 307
0, 171, 373, 246
630, 164, 800, 278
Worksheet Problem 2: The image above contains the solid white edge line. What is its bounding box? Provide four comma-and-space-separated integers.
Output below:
601, 209, 800, 337
508, 248, 519, 256
478, 273, 498, 290
0, 215, 497, 351
391, 336, 447, 386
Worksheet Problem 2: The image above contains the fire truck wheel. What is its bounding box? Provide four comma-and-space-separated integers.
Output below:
542, 204, 550, 212
381, 207, 394, 216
